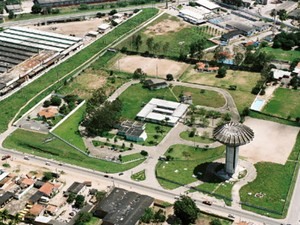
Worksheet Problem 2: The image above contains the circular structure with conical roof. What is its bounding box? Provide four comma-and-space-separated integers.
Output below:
213, 122, 254, 176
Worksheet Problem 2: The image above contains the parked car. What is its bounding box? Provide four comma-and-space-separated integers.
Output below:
202, 200, 212, 206
2, 155, 11, 160
24, 156, 29, 160
228, 214, 235, 219
45, 162, 50, 166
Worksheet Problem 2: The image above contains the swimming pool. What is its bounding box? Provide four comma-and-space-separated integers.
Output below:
250, 99, 265, 111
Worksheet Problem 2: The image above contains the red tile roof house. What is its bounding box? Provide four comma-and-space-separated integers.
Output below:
38, 182, 61, 198
196, 62, 219, 73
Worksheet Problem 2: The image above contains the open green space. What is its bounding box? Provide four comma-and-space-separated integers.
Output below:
143, 123, 172, 146
172, 86, 226, 108
119, 83, 176, 120
240, 132, 300, 218
92, 140, 131, 151
131, 169, 146, 181
180, 131, 215, 144
0, 8, 158, 134
261, 47, 300, 62
53, 103, 86, 151
3, 129, 144, 173
122, 152, 145, 162
117, 13, 215, 58
156, 144, 225, 189
180, 69, 261, 113
197, 213, 232, 225
263, 88, 300, 120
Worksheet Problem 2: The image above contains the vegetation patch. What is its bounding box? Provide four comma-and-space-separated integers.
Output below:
262, 88, 300, 120
131, 169, 146, 181
156, 144, 225, 189
52, 103, 86, 151
0, 8, 158, 134
260, 47, 300, 62
240, 132, 300, 218
180, 69, 261, 113
3, 129, 145, 173
172, 86, 226, 108
180, 131, 214, 144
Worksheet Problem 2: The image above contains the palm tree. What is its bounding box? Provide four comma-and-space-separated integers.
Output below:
270, 9, 277, 25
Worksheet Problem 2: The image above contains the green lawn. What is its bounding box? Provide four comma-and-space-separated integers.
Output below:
263, 88, 300, 120
179, 131, 215, 144
181, 69, 261, 113
85, 217, 100, 225
261, 47, 300, 62
156, 144, 225, 189
143, 123, 172, 146
0, 8, 159, 134
240, 132, 300, 218
53, 103, 86, 151
122, 153, 145, 162
92, 140, 131, 151
3, 129, 145, 173
172, 86, 226, 108
117, 13, 215, 58
131, 169, 146, 181
118, 83, 176, 120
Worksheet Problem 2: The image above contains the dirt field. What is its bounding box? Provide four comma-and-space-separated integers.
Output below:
26, 18, 107, 37
144, 18, 189, 36
240, 117, 300, 164
112, 55, 190, 78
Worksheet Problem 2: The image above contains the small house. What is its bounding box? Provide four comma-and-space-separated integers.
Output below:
118, 120, 147, 142
64, 181, 85, 196
271, 68, 291, 80
143, 79, 168, 90
98, 23, 111, 33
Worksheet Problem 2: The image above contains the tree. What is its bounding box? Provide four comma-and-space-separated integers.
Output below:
140, 208, 154, 223
132, 34, 142, 51
154, 209, 166, 222
43, 100, 51, 108
270, 9, 277, 24
153, 42, 161, 54
67, 193, 76, 203
74, 195, 85, 209
278, 9, 288, 22
86, 88, 107, 113
141, 150, 148, 156
50, 95, 62, 106
133, 68, 146, 79
166, 74, 174, 81
8, 11, 14, 19
189, 39, 205, 59
108, 9, 117, 15
174, 196, 199, 224
42, 172, 54, 182
74, 212, 92, 225
210, 219, 222, 225
95, 191, 106, 202
146, 37, 154, 52
217, 67, 227, 78
31, 3, 42, 14
234, 52, 244, 65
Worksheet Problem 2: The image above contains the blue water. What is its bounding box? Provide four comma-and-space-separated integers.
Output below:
251, 99, 265, 111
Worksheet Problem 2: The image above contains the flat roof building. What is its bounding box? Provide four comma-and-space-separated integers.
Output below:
93, 188, 154, 225
179, 7, 209, 24
118, 120, 147, 142
64, 182, 85, 196
195, 0, 220, 10
136, 98, 189, 126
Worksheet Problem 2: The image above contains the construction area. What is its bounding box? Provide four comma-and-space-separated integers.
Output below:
0, 26, 83, 95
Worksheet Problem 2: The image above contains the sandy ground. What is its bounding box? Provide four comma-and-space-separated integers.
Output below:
26, 18, 107, 38
113, 55, 189, 78
144, 19, 189, 36
240, 117, 300, 164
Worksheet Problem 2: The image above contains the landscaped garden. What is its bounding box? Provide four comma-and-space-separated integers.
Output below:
116, 13, 215, 58
3, 129, 145, 173
131, 170, 146, 181
0, 8, 159, 133
179, 131, 214, 144
156, 144, 225, 190
239, 132, 300, 218
262, 88, 300, 120
180, 69, 261, 113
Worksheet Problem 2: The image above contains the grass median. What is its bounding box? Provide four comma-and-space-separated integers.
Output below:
3, 129, 145, 173
0, 8, 159, 134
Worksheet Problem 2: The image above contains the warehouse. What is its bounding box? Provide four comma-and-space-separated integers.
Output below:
0, 26, 83, 95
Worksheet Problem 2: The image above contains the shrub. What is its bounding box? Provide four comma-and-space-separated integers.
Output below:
141, 150, 148, 156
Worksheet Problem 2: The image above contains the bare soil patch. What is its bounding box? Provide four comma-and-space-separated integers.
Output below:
26, 18, 106, 37
144, 19, 189, 36
240, 117, 300, 164
112, 55, 189, 78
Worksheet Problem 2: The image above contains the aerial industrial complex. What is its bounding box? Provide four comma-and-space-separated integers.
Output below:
0, 0, 299, 225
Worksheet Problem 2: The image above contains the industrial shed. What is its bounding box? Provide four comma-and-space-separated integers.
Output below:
0, 26, 83, 95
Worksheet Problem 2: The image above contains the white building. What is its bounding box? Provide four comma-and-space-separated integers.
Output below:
98, 23, 111, 33
136, 98, 189, 126
271, 68, 291, 80
179, 7, 209, 24
195, 0, 220, 10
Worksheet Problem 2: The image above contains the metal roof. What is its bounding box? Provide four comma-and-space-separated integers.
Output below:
213, 122, 254, 146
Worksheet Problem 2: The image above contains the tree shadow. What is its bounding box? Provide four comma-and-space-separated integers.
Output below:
193, 162, 224, 183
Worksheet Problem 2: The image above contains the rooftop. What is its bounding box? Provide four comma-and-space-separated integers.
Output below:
38, 107, 58, 118
271, 68, 291, 79
66, 182, 85, 195
29, 204, 44, 216
39, 182, 55, 196
195, 0, 219, 9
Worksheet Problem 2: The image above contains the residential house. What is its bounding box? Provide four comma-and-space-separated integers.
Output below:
271, 68, 291, 80
196, 62, 219, 73
26, 204, 45, 221
293, 62, 300, 77
38, 182, 59, 198
64, 182, 85, 196
0, 192, 14, 208
143, 79, 168, 90
98, 23, 111, 33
